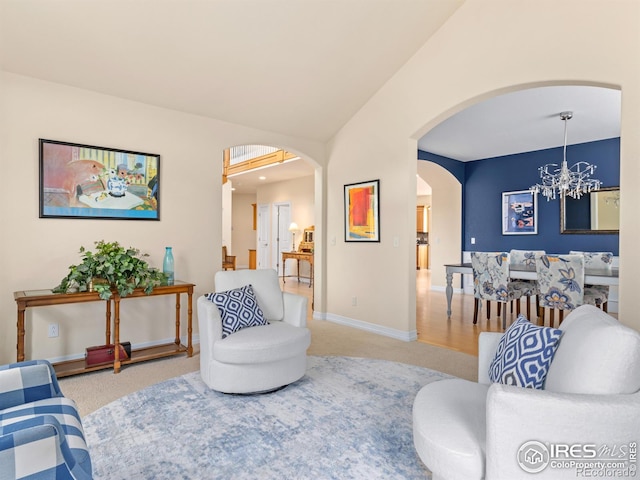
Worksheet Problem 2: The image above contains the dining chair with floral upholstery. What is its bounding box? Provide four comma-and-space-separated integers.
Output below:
570, 251, 613, 312
535, 253, 601, 326
471, 252, 528, 330
509, 249, 545, 319
509, 249, 545, 268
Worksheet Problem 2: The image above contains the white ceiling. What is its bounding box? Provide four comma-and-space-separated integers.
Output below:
418, 86, 621, 161
234, 86, 623, 194
228, 157, 314, 194
0, 0, 463, 142
0, 2, 622, 193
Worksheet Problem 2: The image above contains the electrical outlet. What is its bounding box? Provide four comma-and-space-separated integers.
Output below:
48, 323, 59, 338
471, 237, 476, 245
352, 296, 357, 306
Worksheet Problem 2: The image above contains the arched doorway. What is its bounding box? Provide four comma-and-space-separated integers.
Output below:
412, 84, 621, 352
221, 144, 317, 278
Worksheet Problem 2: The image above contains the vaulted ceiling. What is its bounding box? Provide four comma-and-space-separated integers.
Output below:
1, 1, 621, 194
0, 0, 463, 142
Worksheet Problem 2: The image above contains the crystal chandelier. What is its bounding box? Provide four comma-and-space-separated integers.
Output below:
530, 111, 601, 201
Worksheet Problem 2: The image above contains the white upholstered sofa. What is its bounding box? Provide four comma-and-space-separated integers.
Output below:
413, 305, 640, 480
197, 269, 311, 393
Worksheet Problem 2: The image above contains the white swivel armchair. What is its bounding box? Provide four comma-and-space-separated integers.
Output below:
197, 269, 311, 393
413, 305, 640, 480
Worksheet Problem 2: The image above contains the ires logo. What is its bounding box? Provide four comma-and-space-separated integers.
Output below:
517, 441, 637, 475
550, 443, 598, 458
518, 441, 551, 473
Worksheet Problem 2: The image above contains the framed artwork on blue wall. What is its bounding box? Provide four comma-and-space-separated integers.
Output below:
502, 190, 537, 235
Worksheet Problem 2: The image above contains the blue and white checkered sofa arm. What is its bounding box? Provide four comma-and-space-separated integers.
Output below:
0, 360, 92, 480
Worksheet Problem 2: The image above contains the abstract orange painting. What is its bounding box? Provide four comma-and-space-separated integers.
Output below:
344, 179, 380, 242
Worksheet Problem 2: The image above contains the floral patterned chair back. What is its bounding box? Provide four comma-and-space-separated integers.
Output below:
536, 254, 585, 312
509, 249, 546, 268
508, 249, 546, 319
471, 252, 528, 329
569, 251, 613, 271
569, 251, 613, 311
471, 252, 513, 302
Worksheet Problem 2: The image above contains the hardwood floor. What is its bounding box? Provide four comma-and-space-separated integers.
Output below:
280, 270, 498, 357
415, 268, 510, 356
281, 268, 612, 358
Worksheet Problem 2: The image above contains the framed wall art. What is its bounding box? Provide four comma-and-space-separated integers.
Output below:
39, 139, 160, 220
344, 179, 380, 242
502, 189, 537, 235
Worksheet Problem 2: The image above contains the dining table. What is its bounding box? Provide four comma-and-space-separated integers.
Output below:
444, 263, 619, 317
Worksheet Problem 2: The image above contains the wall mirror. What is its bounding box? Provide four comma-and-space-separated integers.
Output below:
298, 226, 315, 252
304, 228, 314, 243
560, 186, 620, 234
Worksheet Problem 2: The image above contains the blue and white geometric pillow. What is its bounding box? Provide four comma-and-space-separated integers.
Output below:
489, 315, 564, 389
205, 284, 268, 338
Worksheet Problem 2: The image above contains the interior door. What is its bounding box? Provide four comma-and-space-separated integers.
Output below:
257, 203, 270, 269
272, 202, 291, 274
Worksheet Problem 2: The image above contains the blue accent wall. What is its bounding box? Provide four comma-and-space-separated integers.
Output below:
418, 137, 620, 255
418, 150, 466, 184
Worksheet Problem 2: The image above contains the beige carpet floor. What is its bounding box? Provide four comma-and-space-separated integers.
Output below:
60, 317, 478, 417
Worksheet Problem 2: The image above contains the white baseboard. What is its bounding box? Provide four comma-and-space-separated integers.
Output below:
284, 277, 312, 286
313, 312, 417, 342
46, 334, 201, 365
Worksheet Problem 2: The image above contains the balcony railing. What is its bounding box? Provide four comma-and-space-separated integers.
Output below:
223, 145, 297, 182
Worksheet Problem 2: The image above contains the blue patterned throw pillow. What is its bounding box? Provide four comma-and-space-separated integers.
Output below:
205, 284, 268, 338
489, 315, 563, 389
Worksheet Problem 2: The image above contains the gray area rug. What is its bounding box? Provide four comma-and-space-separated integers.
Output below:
84, 356, 449, 479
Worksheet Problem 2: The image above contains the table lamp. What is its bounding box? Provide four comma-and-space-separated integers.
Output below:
289, 222, 299, 251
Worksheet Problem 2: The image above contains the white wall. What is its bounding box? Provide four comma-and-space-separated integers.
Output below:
325, 0, 640, 334
416, 195, 431, 209
417, 162, 461, 288
1, 1, 639, 366
222, 180, 233, 254
0, 72, 325, 364
231, 193, 257, 268
256, 174, 315, 277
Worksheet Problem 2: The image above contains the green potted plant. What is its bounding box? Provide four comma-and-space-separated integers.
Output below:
53, 240, 169, 300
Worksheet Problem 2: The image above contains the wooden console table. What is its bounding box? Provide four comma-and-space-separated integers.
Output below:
14, 281, 194, 377
281, 251, 313, 287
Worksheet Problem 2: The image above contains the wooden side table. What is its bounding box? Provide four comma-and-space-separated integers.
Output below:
281, 251, 313, 287
14, 281, 194, 377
